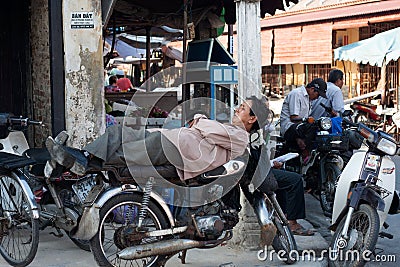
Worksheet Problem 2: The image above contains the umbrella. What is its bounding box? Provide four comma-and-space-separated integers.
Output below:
104, 37, 146, 59
117, 33, 165, 49
334, 27, 400, 104
334, 27, 400, 67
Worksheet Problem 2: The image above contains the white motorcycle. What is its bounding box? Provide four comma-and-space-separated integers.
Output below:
329, 118, 400, 267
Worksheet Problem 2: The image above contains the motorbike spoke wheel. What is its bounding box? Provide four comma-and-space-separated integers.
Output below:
90, 192, 170, 267
272, 216, 297, 264
0, 173, 39, 267
329, 204, 380, 267
320, 163, 341, 215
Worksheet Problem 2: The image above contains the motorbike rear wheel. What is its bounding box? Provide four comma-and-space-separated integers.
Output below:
319, 163, 341, 215
89, 192, 170, 267
0, 173, 39, 267
329, 204, 380, 267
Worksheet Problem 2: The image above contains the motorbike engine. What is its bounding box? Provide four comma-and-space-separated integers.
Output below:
191, 200, 239, 239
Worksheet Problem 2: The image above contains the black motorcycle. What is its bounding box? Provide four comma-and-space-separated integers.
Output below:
273, 110, 363, 216
67, 146, 298, 267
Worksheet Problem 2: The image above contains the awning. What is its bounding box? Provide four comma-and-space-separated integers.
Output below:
334, 27, 400, 67
186, 38, 235, 71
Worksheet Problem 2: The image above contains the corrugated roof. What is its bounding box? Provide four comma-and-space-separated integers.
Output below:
262, 0, 400, 28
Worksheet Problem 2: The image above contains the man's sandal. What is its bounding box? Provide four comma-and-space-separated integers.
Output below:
290, 224, 315, 236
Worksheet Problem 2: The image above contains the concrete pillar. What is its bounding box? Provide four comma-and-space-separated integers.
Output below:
62, 0, 105, 147
236, 0, 262, 99
231, 0, 262, 250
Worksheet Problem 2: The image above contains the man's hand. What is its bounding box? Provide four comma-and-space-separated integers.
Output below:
272, 161, 284, 169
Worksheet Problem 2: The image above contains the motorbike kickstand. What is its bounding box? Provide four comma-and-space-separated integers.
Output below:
49, 227, 64, 238
178, 250, 187, 264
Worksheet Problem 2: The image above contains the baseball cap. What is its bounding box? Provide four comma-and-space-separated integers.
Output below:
307, 78, 327, 99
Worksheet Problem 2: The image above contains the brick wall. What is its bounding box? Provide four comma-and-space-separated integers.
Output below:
30, 0, 52, 146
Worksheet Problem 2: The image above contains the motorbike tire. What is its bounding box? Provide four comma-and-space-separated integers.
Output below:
0, 173, 40, 267
272, 216, 297, 264
319, 163, 341, 215
329, 204, 380, 267
65, 230, 91, 252
89, 192, 170, 267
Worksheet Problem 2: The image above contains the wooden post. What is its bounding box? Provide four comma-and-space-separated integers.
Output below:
232, 0, 263, 250
146, 27, 151, 92
236, 0, 262, 100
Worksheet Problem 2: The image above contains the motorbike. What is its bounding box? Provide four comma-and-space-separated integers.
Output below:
350, 101, 394, 129
329, 118, 400, 267
0, 113, 96, 266
273, 109, 363, 216
69, 150, 298, 267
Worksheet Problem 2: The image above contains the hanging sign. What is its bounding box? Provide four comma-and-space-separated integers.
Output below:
71, 12, 94, 29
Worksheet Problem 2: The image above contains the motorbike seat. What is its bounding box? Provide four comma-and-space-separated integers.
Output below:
0, 151, 36, 170
352, 101, 377, 110
106, 159, 246, 187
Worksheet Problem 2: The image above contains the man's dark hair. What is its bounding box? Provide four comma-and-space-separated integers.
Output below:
109, 75, 118, 85
328, 69, 344, 83
246, 96, 271, 132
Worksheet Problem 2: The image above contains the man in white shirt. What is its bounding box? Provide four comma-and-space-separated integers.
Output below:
311, 69, 345, 119
279, 78, 327, 152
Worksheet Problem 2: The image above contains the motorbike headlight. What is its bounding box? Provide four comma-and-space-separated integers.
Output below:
320, 117, 332, 131
377, 137, 397, 156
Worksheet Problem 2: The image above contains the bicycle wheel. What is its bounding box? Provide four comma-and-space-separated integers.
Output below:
0, 173, 39, 267
90, 192, 170, 267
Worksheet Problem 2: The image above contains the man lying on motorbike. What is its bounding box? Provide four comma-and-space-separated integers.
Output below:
45, 96, 270, 182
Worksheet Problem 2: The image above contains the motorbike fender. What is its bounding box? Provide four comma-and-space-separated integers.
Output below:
376, 156, 396, 228
72, 185, 175, 240
388, 190, 400, 214
349, 186, 385, 211
332, 152, 366, 224
10, 171, 39, 219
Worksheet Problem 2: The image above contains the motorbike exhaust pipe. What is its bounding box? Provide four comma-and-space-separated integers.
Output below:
117, 239, 207, 260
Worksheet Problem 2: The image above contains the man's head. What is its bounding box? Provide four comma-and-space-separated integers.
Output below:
328, 69, 344, 89
306, 78, 327, 100
232, 96, 271, 133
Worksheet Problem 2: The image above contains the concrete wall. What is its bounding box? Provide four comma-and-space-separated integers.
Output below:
30, 0, 52, 146
62, 0, 105, 147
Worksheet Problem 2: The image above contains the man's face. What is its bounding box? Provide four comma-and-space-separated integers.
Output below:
232, 100, 255, 131
335, 78, 344, 89
308, 87, 320, 100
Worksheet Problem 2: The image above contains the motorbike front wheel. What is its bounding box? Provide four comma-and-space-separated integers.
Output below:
0, 173, 40, 267
89, 192, 170, 267
319, 163, 341, 215
329, 204, 380, 267
272, 216, 297, 264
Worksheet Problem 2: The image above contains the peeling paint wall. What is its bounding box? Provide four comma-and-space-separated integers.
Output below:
63, 0, 105, 148
30, 0, 52, 145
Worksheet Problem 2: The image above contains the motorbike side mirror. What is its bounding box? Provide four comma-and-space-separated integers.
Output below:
342, 110, 353, 117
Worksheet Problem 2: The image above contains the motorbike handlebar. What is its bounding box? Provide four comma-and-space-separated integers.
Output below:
291, 117, 315, 124
342, 117, 358, 128
320, 103, 332, 113
0, 113, 42, 127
